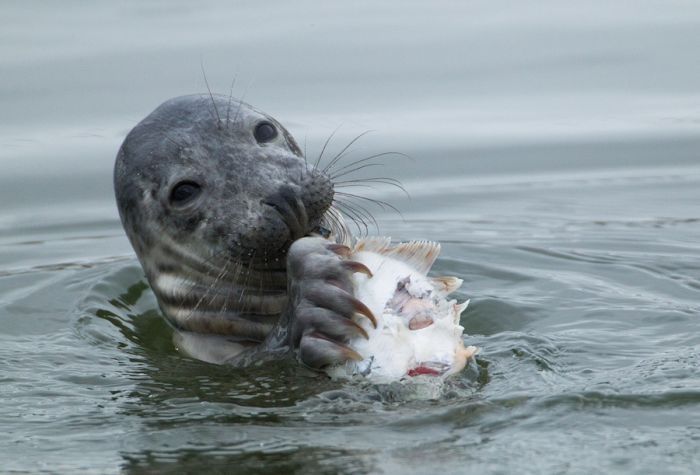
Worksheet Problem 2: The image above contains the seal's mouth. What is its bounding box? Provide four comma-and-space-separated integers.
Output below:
311, 225, 332, 239
263, 185, 310, 242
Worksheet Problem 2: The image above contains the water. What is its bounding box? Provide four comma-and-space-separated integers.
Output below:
2, 1, 700, 473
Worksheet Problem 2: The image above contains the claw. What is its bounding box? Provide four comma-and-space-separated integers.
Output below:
326, 243, 351, 257
299, 332, 363, 369
344, 318, 370, 340
352, 298, 377, 328
292, 307, 369, 342
342, 260, 373, 277
311, 332, 363, 360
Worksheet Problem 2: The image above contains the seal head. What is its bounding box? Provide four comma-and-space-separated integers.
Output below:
115, 94, 334, 342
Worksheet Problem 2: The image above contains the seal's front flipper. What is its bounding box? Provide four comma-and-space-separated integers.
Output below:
299, 332, 362, 369
284, 236, 370, 370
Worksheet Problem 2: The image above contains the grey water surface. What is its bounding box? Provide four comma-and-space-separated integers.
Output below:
2, 1, 700, 473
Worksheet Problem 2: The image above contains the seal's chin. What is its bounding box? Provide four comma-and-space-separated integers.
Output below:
224, 226, 306, 271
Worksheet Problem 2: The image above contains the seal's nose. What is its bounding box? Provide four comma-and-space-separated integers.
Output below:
263, 185, 309, 240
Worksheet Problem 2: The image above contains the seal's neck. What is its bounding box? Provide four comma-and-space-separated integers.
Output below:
144, 242, 289, 342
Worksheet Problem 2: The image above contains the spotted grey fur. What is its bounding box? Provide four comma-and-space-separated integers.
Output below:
115, 94, 372, 368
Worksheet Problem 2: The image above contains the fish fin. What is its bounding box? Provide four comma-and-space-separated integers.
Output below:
452, 299, 470, 324
457, 299, 470, 315
388, 241, 441, 273
459, 345, 479, 360
354, 236, 392, 253
431, 276, 463, 294
354, 238, 441, 273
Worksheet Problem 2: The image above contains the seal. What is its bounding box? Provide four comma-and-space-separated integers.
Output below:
114, 94, 375, 369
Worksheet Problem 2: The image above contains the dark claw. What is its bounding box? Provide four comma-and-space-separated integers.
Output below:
342, 260, 373, 278
351, 298, 377, 328
305, 285, 377, 328
343, 318, 370, 340
287, 236, 375, 369
296, 306, 369, 341
299, 332, 363, 369
326, 243, 351, 257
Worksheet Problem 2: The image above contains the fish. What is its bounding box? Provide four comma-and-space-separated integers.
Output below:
326, 237, 478, 382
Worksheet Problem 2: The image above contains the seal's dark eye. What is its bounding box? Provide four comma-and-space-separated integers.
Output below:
254, 121, 278, 143
169, 181, 201, 205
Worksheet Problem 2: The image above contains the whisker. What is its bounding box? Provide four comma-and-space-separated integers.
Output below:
335, 177, 410, 199
335, 197, 379, 231
333, 201, 371, 235
333, 206, 365, 236
207, 257, 232, 307
303, 135, 308, 163
329, 151, 411, 177
335, 176, 407, 189
315, 124, 343, 171
321, 206, 347, 243
200, 62, 221, 126
322, 130, 373, 174
330, 162, 385, 180
225, 76, 237, 125
232, 77, 254, 126
326, 206, 349, 243
184, 249, 231, 322
335, 191, 404, 218
239, 249, 256, 304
